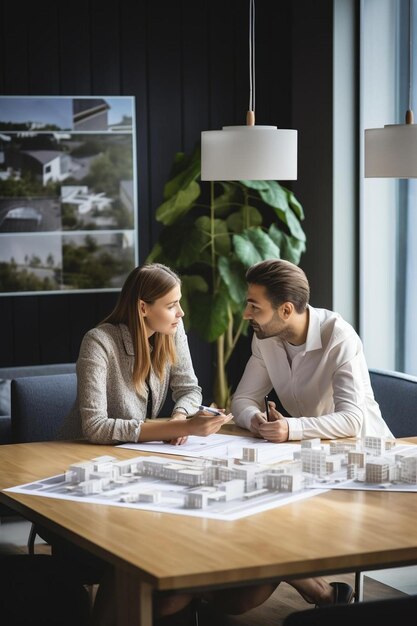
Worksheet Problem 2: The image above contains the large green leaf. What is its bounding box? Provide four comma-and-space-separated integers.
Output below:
156, 180, 201, 225
257, 180, 290, 211
239, 180, 270, 191
283, 208, 306, 242
190, 290, 230, 342
146, 242, 163, 264
163, 147, 201, 200
226, 205, 262, 233
282, 185, 305, 220
268, 223, 306, 265
218, 256, 247, 304
181, 274, 208, 293
212, 182, 239, 217
233, 228, 280, 268
179, 274, 209, 330
195, 216, 231, 256
158, 220, 211, 267
256, 181, 306, 241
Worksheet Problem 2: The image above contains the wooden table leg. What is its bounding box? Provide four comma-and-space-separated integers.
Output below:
116, 567, 153, 626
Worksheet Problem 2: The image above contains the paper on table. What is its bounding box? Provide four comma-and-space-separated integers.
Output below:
117, 433, 299, 463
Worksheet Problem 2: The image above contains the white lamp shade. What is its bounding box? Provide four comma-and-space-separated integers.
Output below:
201, 125, 297, 181
365, 123, 417, 178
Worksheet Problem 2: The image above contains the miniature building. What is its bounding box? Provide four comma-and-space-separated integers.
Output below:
92, 455, 115, 474
66, 461, 94, 483
348, 451, 366, 468
365, 460, 390, 483
218, 479, 245, 500
400, 456, 417, 483
79, 477, 110, 495
177, 469, 205, 486
184, 490, 210, 509
301, 438, 321, 449
325, 455, 343, 473
330, 441, 358, 455
266, 472, 303, 492
242, 447, 258, 463
347, 463, 359, 479
364, 436, 386, 456
138, 491, 161, 503
300, 448, 328, 477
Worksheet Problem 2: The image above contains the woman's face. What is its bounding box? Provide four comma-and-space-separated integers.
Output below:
139, 284, 184, 337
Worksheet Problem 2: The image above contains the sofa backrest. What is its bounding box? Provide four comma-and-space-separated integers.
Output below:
11, 373, 77, 443
369, 368, 417, 437
0, 363, 76, 417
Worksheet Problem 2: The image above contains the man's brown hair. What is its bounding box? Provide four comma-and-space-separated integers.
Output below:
246, 259, 310, 313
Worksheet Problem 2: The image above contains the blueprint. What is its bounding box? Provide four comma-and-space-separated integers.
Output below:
117, 433, 300, 463
6, 436, 417, 521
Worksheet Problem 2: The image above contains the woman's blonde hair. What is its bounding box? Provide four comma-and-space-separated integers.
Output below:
101, 263, 180, 393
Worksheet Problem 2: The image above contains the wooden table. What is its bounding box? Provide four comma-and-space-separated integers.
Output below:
1, 433, 417, 625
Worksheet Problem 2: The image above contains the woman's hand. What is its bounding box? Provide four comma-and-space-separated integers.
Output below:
186, 410, 233, 437
167, 413, 188, 445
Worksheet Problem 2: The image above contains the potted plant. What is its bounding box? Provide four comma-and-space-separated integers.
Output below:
147, 146, 306, 409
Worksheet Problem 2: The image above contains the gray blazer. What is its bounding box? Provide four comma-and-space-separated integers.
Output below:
60, 320, 202, 444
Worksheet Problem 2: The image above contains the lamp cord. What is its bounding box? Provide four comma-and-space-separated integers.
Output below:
247, 0, 256, 125
409, 0, 413, 112
407, 0, 414, 123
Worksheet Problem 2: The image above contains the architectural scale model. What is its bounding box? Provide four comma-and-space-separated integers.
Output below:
7, 436, 417, 521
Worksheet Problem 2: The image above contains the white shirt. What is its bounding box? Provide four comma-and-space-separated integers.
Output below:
232, 305, 393, 440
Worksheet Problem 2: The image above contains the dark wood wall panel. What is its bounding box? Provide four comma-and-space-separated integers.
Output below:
208, 0, 235, 130
39, 296, 71, 363
119, 0, 150, 259
0, 0, 338, 399
12, 297, 40, 365
90, 0, 121, 94
0, 299, 13, 365
291, 0, 334, 309
68, 294, 101, 362
181, 0, 209, 154
1, 0, 30, 93
27, 1, 61, 94
147, 0, 182, 242
58, 1, 92, 95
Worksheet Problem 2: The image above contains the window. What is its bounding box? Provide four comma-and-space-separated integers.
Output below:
360, 0, 416, 374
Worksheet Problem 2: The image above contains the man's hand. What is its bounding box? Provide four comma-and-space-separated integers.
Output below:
251, 401, 289, 443
250, 413, 267, 438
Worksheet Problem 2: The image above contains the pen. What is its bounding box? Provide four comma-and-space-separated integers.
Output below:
198, 405, 222, 416
264, 395, 271, 421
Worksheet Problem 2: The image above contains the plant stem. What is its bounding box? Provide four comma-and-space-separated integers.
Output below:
244, 187, 249, 228
225, 318, 246, 365
210, 181, 216, 286
227, 305, 233, 352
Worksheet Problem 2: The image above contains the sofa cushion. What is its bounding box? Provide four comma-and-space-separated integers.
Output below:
0, 364, 76, 417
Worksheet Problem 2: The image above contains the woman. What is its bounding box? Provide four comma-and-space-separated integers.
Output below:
57, 263, 232, 625
61, 262, 231, 444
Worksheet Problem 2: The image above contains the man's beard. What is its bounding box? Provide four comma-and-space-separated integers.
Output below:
250, 320, 293, 341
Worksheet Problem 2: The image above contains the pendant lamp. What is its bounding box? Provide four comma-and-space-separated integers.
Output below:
365, 0, 417, 178
201, 0, 297, 181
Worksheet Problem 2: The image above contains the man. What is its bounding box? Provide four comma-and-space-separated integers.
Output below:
232, 259, 392, 441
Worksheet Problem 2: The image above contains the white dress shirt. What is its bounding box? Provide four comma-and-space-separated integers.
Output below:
232, 305, 393, 440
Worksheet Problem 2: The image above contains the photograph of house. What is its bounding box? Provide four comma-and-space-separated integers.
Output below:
0, 96, 137, 295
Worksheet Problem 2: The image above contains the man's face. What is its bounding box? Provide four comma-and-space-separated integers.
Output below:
243, 283, 291, 340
